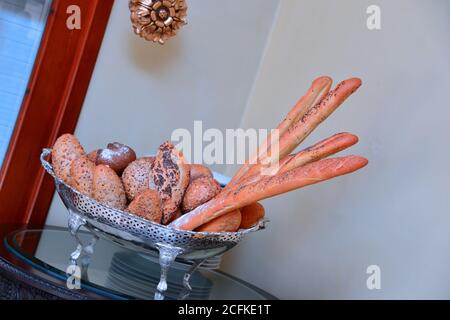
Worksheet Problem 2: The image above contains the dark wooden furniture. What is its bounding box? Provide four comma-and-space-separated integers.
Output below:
0, 0, 114, 227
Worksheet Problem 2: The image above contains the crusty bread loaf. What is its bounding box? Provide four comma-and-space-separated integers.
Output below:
122, 157, 155, 201
189, 164, 213, 182
96, 142, 136, 175
240, 202, 265, 229
196, 210, 242, 233
126, 189, 162, 223
151, 142, 190, 224
70, 155, 95, 197
182, 176, 221, 213
52, 134, 85, 186
93, 165, 127, 210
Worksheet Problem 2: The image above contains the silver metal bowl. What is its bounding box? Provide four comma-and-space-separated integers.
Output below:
40, 148, 267, 297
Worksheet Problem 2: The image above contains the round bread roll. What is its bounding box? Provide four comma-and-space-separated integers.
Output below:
52, 134, 85, 186
189, 164, 213, 182
196, 210, 242, 233
96, 142, 137, 175
240, 202, 265, 229
87, 149, 100, 163
182, 176, 221, 213
126, 189, 162, 223
122, 157, 155, 201
70, 155, 95, 197
93, 165, 127, 210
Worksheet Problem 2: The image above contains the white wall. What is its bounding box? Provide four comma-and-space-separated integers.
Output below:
222, 0, 450, 299
45, 0, 450, 299
46, 0, 280, 226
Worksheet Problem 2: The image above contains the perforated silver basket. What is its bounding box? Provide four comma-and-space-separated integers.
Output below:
40, 148, 267, 296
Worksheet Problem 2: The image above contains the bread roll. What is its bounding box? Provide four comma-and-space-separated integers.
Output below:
93, 165, 127, 210
182, 176, 221, 213
122, 157, 155, 201
126, 189, 162, 223
189, 164, 213, 182
196, 210, 241, 233
70, 155, 95, 197
52, 134, 85, 186
87, 149, 100, 163
151, 142, 190, 224
96, 142, 137, 175
240, 202, 265, 229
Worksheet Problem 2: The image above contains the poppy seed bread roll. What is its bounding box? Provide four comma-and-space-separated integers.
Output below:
70, 155, 95, 197
189, 164, 213, 182
122, 157, 155, 201
182, 176, 221, 213
240, 202, 265, 229
93, 165, 127, 210
126, 189, 162, 223
196, 210, 242, 233
52, 134, 85, 186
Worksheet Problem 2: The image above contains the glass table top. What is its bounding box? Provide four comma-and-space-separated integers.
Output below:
4, 227, 275, 300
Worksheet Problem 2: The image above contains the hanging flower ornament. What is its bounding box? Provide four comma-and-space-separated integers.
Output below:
129, 0, 188, 44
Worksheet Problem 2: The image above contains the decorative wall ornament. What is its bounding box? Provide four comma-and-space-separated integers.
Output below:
129, 0, 188, 45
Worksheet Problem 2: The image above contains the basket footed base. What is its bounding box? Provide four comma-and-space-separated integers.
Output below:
67, 211, 212, 300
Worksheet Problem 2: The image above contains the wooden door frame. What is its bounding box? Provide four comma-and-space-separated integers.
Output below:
0, 0, 115, 226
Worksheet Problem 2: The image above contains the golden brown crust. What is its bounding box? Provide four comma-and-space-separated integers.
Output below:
52, 134, 85, 186
182, 176, 221, 213
196, 210, 242, 233
151, 142, 190, 224
122, 157, 155, 201
240, 202, 265, 229
93, 165, 127, 210
126, 189, 162, 223
96, 142, 137, 175
70, 156, 95, 197
189, 164, 213, 182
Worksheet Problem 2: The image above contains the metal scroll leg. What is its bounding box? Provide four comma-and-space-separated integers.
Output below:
80, 234, 99, 282
68, 211, 86, 265
179, 259, 207, 300
155, 244, 183, 299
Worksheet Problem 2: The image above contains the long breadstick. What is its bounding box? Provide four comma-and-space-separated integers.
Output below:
278, 132, 359, 174
228, 76, 333, 188
271, 78, 362, 164
229, 78, 360, 188
170, 155, 368, 231
237, 132, 359, 187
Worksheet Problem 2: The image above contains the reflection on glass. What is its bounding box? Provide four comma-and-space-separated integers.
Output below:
5, 228, 274, 300
0, 0, 52, 166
